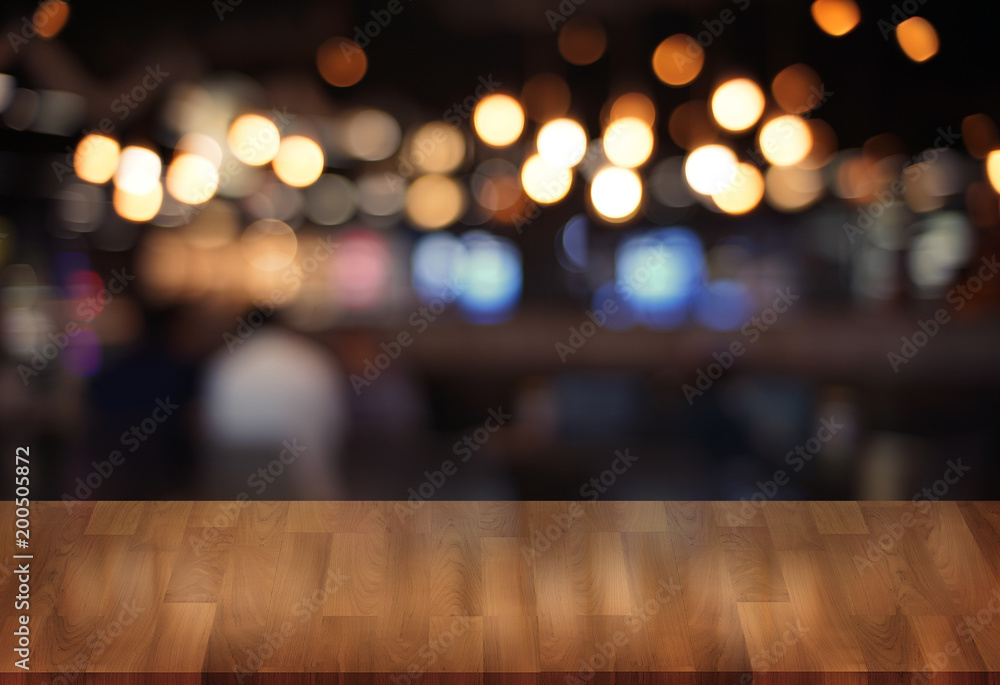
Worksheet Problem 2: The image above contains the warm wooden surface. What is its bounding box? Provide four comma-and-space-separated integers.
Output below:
1, 501, 999, 679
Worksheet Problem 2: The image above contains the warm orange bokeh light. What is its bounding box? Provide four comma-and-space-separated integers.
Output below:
896, 17, 939, 62
74, 134, 120, 184
713, 163, 765, 215
273, 136, 325, 187
473, 94, 525, 147
317, 37, 367, 87
558, 16, 607, 66
711, 78, 765, 132
113, 182, 163, 223
986, 151, 1000, 194
668, 100, 717, 150
962, 114, 1000, 161
772, 64, 824, 114
652, 34, 704, 86
609, 93, 656, 127
811, 0, 860, 36
33, 0, 70, 39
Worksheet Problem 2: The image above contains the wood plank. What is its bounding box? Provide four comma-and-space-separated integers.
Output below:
146, 603, 216, 671
717, 526, 789, 602
810, 502, 869, 534
673, 544, 750, 671
430, 517, 483, 617
84, 501, 146, 535
482, 537, 537, 617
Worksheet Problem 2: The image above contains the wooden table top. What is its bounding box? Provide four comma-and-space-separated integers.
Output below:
1, 500, 999, 683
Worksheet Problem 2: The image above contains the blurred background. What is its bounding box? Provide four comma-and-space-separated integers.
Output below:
1, 0, 999, 502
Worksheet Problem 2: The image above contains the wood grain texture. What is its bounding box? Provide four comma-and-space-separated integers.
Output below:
0, 500, 998, 678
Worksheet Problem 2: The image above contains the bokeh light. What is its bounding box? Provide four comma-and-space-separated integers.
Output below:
772, 64, 824, 114
74, 134, 120, 184
273, 135, 324, 187
694, 280, 754, 331
558, 16, 607, 66
114, 146, 162, 196
33, 0, 70, 39
652, 34, 704, 86
810, 0, 860, 36
331, 230, 392, 311
521, 153, 572, 205
616, 228, 704, 329
473, 94, 525, 147
962, 114, 999, 160
317, 37, 367, 87
410, 122, 466, 173
603, 117, 654, 168
537, 118, 588, 168
241, 219, 297, 271
712, 163, 764, 214
228, 114, 281, 166
609, 93, 656, 127
896, 17, 939, 62
986, 150, 1000, 194
457, 232, 522, 324
802, 119, 838, 169
412, 232, 468, 303
668, 100, 717, 151
764, 164, 824, 211
343, 109, 401, 161
357, 173, 406, 217
684, 144, 738, 195
405, 174, 466, 230
166, 154, 219, 205
304, 174, 358, 225
590, 166, 642, 222
113, 181, 163, 222
176, 133, 223, 169
557, 214, 589, 272
759, 115, 813, 166
472, 159, 522, 212
711, 78, 765, 132
521, 73, 571, 123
